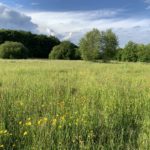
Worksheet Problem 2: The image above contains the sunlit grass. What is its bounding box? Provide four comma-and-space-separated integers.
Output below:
0, 60, 149, 149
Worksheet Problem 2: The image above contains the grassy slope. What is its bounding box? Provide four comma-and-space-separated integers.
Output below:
0, 60, 149, 149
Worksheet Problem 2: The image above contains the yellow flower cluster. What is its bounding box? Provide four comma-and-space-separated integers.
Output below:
0, 145, 4, 148
23, 131, 28, 136
0, 130, 8, 135
52, 118, 57, 126
37, 117, 48, 125
25, 121, 32, 126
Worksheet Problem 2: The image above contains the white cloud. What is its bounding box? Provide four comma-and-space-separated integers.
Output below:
0, 3, 37, 32
0, 2, 150, 47
24, 10, 150, 46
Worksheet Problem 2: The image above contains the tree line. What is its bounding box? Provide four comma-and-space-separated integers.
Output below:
0, 29, 149, 62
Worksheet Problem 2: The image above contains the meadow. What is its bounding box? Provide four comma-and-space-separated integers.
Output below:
0, 60, 149, 150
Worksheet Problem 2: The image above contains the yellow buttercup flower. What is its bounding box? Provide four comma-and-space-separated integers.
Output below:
61, 116, 65, 122
25, 121, 32, 126
58, 125, 62, 129
19, 121, 22, 125
3, 130, 7, 134
23, 131, 28, 136
37, 117, 48, 126
0, 130, 7, 135
43, 117, 48, 122
37, 120, 42, 125
52, 118, 57, 126
0, 145, 4, 148
27, 118, 31, 121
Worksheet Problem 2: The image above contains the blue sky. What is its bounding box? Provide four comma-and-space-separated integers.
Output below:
0, 0, 150, 46
0, 0, 148, 11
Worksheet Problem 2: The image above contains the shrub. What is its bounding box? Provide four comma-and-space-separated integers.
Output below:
49, 41, 78, 60
121, 41, 138, 62
0, 41, 28, 59
137, 44, 150, 62
115, 48, 124, 61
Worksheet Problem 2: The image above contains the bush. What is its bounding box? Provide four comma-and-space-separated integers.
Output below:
115, 48, 124, 61
137, 44, 150, 62
0, 41, 28, 59
117, 42, 150, 62
121, 41, 138, 62
49, 41, 79, 60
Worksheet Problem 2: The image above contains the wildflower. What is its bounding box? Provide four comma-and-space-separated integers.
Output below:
25, 121, 32, 126
37, 117, 48, 126
23, 131, 28, 136
0, 130, 7, 135
27, 118, 31, 121
37, 119, 42, 125
60, 116, 65, 122
58, 125, 62, 129
0, 145, 4, 148
12, 144, 16, 147
19, 121, 22, 125
43, 117, 48, 122
3, 130, 7, 134
52, 118, 57, 126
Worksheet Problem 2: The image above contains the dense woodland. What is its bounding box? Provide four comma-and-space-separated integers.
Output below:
0, 29, 149, 62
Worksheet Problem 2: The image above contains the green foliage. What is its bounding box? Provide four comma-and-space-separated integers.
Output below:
79, 29, 118, 61
116, 42, 150, 62
0, 29, 60, 58
79, 29, 101, 61
0, 41, 28, 59
137, 44, 150, 62
100, 29, 118, 61
49, 41, 79, 60
115, 48, 124, 61
120, 41, 138, 62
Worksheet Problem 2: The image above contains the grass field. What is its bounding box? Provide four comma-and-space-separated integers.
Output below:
0, 60, 149, 150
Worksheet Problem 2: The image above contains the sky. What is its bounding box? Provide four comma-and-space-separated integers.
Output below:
0, 0, 150, 46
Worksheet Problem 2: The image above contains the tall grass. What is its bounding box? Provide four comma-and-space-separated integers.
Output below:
0, 60, 149, 149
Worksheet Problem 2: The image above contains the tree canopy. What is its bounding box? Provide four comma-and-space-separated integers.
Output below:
79, 29, 101, 61
0, 41, 28, 59
79, 28, 118, 61
0, 29, 60, 58
0, 29, 149, 62
49, 41, 79, 60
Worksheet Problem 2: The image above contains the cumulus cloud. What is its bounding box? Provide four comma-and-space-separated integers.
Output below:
0, 2, 150, 47
25, 10, 150, 46
0, 3, 37, 32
